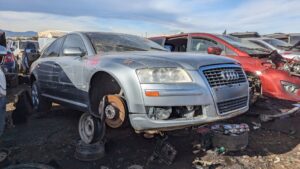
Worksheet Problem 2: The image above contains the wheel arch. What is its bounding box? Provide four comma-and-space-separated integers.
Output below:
88, 71, 129, 116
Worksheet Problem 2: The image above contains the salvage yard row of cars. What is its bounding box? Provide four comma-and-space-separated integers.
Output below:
0, 30, 299, 144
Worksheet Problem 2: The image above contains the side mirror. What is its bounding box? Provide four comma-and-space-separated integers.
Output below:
63, 47, 85, 57
207, 46, 222, 55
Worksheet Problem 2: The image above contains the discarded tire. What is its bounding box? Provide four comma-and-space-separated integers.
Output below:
212, 131, 248, 151
4, 163, 55, 169
74, 140, 105, 161
78, 113, 106, 144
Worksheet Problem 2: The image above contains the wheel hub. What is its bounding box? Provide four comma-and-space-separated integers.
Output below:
105, 104, 118, 120
102, 95, 127, 128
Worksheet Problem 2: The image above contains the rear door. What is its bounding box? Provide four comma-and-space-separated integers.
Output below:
36, 37, 64, 94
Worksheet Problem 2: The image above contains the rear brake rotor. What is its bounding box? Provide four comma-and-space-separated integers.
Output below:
104, 95, 126, 128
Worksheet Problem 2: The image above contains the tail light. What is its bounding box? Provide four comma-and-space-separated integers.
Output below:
3, 53, 15, 63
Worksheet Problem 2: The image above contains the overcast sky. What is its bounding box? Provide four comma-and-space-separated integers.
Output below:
0, 0, 299, 36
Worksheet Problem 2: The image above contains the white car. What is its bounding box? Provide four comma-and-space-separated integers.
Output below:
246, 37, 300, 61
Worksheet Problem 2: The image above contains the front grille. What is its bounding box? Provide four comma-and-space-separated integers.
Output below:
217, 97, 248, 114
203, 67, 247, 87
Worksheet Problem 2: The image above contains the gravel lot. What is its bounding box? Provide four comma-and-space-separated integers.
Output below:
0, 86, 299, 169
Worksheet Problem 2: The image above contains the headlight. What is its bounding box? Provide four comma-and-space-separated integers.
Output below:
281, 81, 299, 94
136, 68, 192, 83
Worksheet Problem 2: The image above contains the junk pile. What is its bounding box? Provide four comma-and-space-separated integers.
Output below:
211, 123, 250, 151
195, 123, 250, 153
147, 136, 177, 166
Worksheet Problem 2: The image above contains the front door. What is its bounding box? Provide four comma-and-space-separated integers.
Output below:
55, 34, 89, 106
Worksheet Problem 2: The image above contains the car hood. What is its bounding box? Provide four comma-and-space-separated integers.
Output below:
100, 51, 238, 70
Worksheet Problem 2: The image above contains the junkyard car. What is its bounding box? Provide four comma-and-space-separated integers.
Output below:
246, 37, 300, 61
0, 67, 6, 136
8, 40, 39, 60
0, 33, 19, 87
264, 33, 300, 46
30, 32, 249, 143
150, 33, 300, 103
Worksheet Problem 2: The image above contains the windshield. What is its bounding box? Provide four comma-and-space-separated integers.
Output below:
86, 32, 167, 53
263, 39, 292, 48
217, 35, 270, 55
19, 41, 39, 50
290, 35, 300, 45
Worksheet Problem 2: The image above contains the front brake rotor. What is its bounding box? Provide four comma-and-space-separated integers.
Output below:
104, 95, 126, 128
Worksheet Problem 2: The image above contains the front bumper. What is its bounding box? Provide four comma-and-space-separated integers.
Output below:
260, 69, 300, 102
130, 104, 248, 132
129, 64, 249, 132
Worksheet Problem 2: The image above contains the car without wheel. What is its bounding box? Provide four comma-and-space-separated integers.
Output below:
149, 33, 300, 103
30, 32, 249, 144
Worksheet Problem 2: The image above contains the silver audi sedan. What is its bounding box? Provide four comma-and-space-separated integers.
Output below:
30, 32, 249, 143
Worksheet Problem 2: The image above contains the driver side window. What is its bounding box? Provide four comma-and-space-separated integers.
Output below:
191, 38, 218, 52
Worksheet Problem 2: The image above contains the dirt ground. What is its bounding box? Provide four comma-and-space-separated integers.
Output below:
0, 87, 299, 169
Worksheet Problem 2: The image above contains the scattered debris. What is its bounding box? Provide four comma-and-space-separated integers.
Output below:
74, 140, 105, 161
211, 123, 250, 135
251, 121, 261, 130
193, 158, 223, 169
260, 106, 300, 122
273, 156, 281, 164
211, 124, 249, 151
147, 136, 177, 165
195, 126, 212, 151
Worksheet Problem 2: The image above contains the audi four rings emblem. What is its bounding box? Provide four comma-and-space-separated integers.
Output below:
220, 70, 239, 81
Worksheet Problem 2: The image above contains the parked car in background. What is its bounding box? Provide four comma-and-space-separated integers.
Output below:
30, 32, 249, 144
0, 67, 6, 136
264, 33, 300, 46
8, 40, 39, 60
0, 33, 19, 87
246, 37, 300, 61
150, 33, 300, 103
7, 40, 40, 74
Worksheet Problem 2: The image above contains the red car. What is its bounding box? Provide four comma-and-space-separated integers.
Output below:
150, 33, 300, 103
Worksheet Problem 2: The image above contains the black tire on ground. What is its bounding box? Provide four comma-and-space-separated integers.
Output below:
78, 113, 106, 144
31, 81, 52, 113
